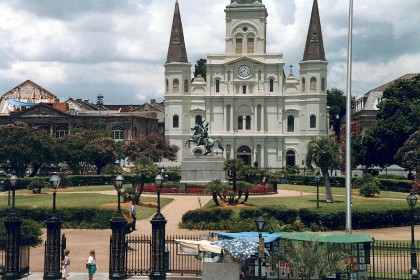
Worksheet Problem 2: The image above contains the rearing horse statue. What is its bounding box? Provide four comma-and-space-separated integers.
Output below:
185, 123, 224, 155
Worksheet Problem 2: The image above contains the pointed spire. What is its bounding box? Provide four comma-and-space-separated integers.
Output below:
302, 0, 326, 61
166, 1, 188, 63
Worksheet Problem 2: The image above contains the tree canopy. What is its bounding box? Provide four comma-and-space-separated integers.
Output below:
394, 129, 420, 172
327, 88, 347, 138
123, 133, 179, 162
361, 74, 420, 167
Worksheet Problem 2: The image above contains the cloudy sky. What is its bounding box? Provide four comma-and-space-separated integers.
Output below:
0, 0, 418, 104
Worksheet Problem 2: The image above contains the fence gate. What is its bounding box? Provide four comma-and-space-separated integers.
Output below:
125, 234, 203, 277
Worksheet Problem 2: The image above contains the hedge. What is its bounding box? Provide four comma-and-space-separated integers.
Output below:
0, 218, 43, 249
0, 207, 128, 229
239, 206, 298, 225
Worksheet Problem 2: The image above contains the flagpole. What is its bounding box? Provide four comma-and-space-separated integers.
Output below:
345, 0, 354, 234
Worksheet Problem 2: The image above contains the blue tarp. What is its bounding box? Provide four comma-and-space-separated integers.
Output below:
212, 232, 282, 244
8, 99, 37, 107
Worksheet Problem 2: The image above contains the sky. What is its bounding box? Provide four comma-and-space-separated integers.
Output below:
0, 0, 418, 105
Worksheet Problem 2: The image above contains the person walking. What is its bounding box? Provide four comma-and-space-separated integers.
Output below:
86, 249, 97, 280
130, 201, 137, 231
61, 249, 70, 280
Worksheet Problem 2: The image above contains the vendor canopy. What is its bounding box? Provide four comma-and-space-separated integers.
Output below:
280, 232, 373, 243
212, 232, 282, 243
175, 239, 222, 254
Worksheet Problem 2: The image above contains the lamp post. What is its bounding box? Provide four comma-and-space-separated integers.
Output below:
109, 173, 127, 279
407, 192, 418, 279
256, 215, 266, 280
315, 175, 321, 208
44, 172, 63, 279
3, 173, 22, 279
150, 172, 167, 279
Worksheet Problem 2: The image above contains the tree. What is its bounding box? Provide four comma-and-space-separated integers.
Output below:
129, 157, 158, 203
224, 159, 245, 192
193, 58, 207, 81
394, 129, 420, 173
123, 133, 179, 162
0, 122, 57, 177
361, 74, 420, 168
58, 129, 117, 175
327, 88, 347, 138
306, 136, 342, 202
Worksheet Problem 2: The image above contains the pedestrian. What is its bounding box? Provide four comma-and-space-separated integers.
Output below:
130, 201, 137, 231
86, 249, 97, 280
61, 249, 70, 280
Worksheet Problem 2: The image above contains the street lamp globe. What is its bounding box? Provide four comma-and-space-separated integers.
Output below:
407, 192, 418, 207
9, 173, 18, 187
49, 172, 61, 189
255, 215, 266, 234
113, 173, 124, 191
155, 174, 163, 188
315, 175, 321, 183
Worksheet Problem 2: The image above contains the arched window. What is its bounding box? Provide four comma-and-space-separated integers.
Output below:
55, 126, 68, 138
301, 77, 305, 92
245, 115, 251, 130
242, 85, 246, 94
193, 149, 203, 156
195, 115, 203, 125
216, 79, 220, 93
173, 115, 179, 128
321, 77, 325, 91
166, 79, 169, 93
184, 79, 189, 93
247, 37, 254, 54
310, 77, 317, 92
269, 79, 274, 92
286, 150, 296, 166
112, 126, 124, 140
173, 79, 179, 92
310, 115, 316, 128
236, 37, 243, 54
238, 116, 243, 130
287, 115, 295, 132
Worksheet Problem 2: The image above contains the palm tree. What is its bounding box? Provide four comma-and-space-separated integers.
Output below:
306, 136, 342, 202
223, 158, 245, 192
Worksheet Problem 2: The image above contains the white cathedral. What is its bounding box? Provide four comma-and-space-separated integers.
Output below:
164, 0, 328, 169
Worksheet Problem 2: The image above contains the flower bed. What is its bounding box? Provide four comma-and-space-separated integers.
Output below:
141, 183, 275, 195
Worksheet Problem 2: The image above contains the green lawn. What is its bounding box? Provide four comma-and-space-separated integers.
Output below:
0, 190, 172, 220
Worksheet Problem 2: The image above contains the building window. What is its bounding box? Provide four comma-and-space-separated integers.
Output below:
236, 38, 243, 54
286, 150, 296, 166
301, 77, 305, 92
238, 116, 243, 130
321, 77, 325, 91
184, 79, 189, 93
287, 115, 294, 132
112, 126, 124, 140
269, 79, 274, 92
216, 79, 220, 93
195, 115, 203, 125
310, 115, 316, 128
173, 115, 179, 128
245, 115, 251, 130
166, 79, 169, 93
242, 85, 246, 94
55, 126, 68, 138
310, 77, 317, 92
173, 79, 179, 92
247, 37, 254, 54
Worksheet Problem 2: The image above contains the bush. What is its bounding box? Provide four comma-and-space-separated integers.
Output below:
181, 208, 234, 224
27, 178, 50, 193
0, 218, 43, 249
239, 206, 298, 225
376, 174, 407, 180
359, 174, 381, 197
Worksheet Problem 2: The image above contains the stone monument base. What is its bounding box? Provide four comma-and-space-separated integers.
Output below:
180, 155, 227, 187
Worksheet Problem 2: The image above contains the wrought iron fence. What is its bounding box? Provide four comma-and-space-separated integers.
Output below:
370, 240, 420, 280
125, 234, 202, 277
0, 249, 4, 275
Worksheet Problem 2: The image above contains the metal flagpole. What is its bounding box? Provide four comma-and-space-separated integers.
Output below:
345, 0, 354, 234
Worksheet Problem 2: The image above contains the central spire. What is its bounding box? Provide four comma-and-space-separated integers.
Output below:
166, 1, 188, 63
302, 0, 326, 61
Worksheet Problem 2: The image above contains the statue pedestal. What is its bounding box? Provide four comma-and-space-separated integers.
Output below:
180, 155, 227, 186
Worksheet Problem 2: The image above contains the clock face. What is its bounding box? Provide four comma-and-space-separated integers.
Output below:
238, 65, 251, 77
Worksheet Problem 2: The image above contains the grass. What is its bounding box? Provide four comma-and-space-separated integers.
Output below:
0, 188, 173, 220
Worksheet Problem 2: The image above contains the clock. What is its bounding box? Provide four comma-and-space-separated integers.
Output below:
238, 65, 251, 77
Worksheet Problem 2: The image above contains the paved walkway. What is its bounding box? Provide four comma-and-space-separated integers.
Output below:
22, 189, 420, 274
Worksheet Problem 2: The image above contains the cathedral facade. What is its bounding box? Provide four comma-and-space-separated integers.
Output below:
164, 0, 328, 169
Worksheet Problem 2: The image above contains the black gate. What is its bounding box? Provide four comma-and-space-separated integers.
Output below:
125, 234, 203, 277
0, 246, 29, 277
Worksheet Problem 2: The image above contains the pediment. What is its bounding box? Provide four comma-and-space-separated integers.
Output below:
11, 104, 69, 117
1, 80, 58, 102
226, 56, 263, 66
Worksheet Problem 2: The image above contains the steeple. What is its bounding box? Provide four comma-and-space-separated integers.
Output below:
166, 0, 188, 63
302, 0, 326, 61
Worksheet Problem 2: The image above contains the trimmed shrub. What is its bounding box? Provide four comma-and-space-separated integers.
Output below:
27, 178, 50, 193
0, 218, 43, 249
181, 208, 234, 224
376, 174, 407, 180
239, 206, 298, 225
